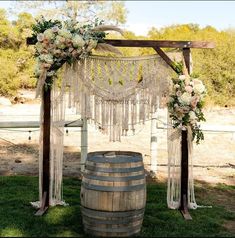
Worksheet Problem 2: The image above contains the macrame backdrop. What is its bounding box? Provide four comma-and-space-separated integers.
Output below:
32, 78, 67, 208
63, 55, 171, 141
33, 53, 197, 208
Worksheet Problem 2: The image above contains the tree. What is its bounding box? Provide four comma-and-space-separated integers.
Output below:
148, 24, 235, 106
0, 10, 36, 96
10, 1, 128, 25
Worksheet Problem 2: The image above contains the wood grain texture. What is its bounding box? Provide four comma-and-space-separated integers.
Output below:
27, 37, 215, 49
80, 151, 146, 237
42, 85, 51, 209
104, 39, 215, 49
81, 207, 145, 237
153, 46, 177, 73
180, 48, 192, 220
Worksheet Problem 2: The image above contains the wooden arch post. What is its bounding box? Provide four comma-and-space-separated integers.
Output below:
27, 38, 214, 217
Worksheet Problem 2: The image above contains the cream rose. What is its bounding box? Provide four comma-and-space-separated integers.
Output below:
189, 111, 197, 124
58, 29, 72, 39
180, 92, 192, 105
194, 83, 205, 94
179, 75, 186, 80
44, 29, 55, 40
72, 34, 85, 48
37, 33, 44, 42
39, 54, 54, 64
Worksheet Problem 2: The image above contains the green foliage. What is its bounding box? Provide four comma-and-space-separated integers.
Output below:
0, 176, 234, 237
148, 24, 235, 106
1, 7, 235, 105
0, 10, 36, 96
0, 48, 36, 96
31, 16, 62, 41
172, 61, 183, 75
11, 1, 128, 26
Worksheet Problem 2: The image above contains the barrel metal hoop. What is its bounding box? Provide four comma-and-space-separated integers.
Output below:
83, 173, 145, 182
81, 206, 145, 218
83, 224, 142, 233
82, 182, 145, 192
82, 215, 143, 225
85, 165, 144, 173
87, 155, 142, 163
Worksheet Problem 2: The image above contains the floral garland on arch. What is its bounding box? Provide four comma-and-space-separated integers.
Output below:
31, 17, 123, 97
167, 74, 206, 144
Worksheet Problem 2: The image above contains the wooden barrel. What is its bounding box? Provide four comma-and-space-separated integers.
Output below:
80, 151, 146, 237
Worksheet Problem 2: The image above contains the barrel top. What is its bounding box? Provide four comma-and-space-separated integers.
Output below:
87, 151, 143, 163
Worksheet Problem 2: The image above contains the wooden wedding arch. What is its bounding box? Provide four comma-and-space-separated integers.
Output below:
27, 38, 215, 219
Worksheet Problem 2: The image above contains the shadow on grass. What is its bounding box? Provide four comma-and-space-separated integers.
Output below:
0, 176, 234, 237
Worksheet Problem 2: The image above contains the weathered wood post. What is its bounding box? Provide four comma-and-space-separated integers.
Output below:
180, 47, 192, 220
35, 80, 51, 216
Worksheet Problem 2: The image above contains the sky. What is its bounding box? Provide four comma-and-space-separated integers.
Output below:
0, 1, 235, 35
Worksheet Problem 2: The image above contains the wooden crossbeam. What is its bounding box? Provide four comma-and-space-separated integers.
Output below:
104, 39, 215, 49
27, 37, 215, 49
153, 47, 177, 73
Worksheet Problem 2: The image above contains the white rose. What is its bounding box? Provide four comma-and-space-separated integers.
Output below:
58, 29, 72, 39
179, 92, 192, 105
179, 75, 186, 80
174, 84, 180, 89
39, 54, 54, 64
35, 42, 44, 53
37, 33, 44, 42
44, 29, 54, 40
189, 111, 196, 120
72, 34, 85, 48
52, 26, 59, 33
55, 35, 66, 49
194, 83, 205, 94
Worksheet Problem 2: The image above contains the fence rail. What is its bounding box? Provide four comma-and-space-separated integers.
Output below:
0, 120, 83, 128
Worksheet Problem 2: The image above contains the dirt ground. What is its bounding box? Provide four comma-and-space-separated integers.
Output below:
0, 90, 235, 186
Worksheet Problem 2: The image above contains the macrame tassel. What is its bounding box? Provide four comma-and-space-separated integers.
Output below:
124, 100, 129, 136
113, 102, 117, 141
63, 54, 171, 142
109, 102, 113, 141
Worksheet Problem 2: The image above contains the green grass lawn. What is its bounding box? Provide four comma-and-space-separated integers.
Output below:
0, 176, 234, 237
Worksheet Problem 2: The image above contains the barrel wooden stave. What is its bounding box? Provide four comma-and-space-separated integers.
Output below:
81, 151, 146, 237
81, 207, 145, 237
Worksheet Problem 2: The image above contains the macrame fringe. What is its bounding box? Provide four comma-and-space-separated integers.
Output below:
63, 54, 171, 142
167, 121, 197, 210
34, 54, 172, 206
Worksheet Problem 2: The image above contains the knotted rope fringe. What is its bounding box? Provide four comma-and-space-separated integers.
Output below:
63, 54, 171, 141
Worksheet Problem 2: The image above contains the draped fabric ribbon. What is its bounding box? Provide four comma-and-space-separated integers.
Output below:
35, 69, 48, 98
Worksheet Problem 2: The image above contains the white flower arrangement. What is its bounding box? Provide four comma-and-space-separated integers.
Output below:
167, 74, 206, 144
31, 17, 122, 91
